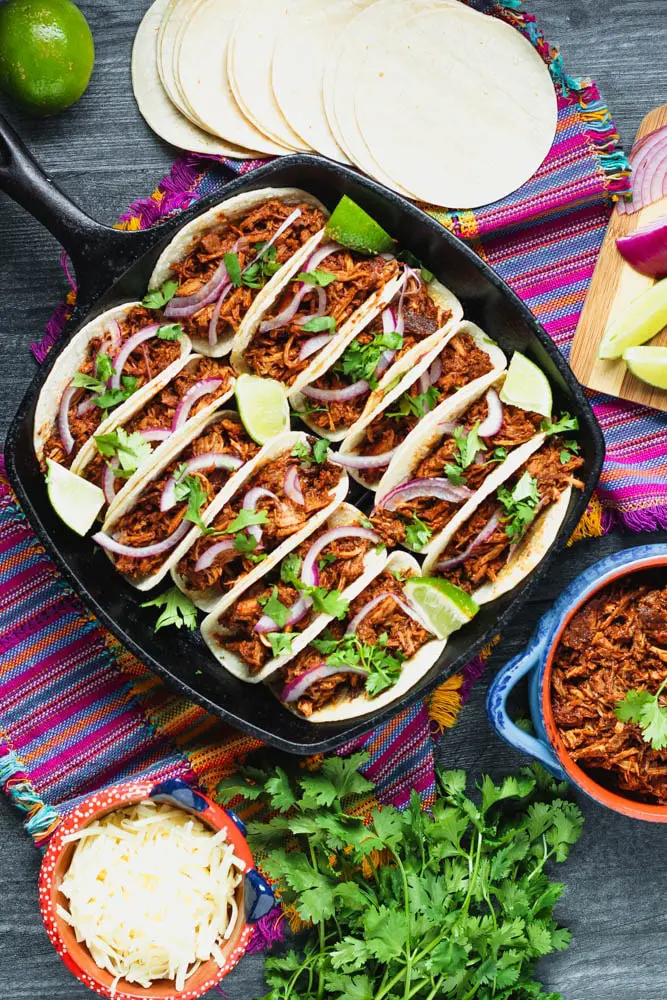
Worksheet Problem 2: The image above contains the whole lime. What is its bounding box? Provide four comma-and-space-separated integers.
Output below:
0, 0, 94, 115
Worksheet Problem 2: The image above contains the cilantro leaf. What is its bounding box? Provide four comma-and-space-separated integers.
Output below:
497, 471, 541, 539
142, 279, 178, 309
541, 412, 580, 437
258, 586, 292, 629
268, 632, 295, 657
298, 269, 337, 286
313, 438, 330, 464
387, 385, 440, 420
225, 508, 269, 533
404, 513, 432, 551
224, 251, 242, 287
141, 587, 197, 631
301, 315, 337, 333
233, 531, 266, 561
318, 551, 337, 570
292, 438, 329, 464
175, 474, 210, 533
94, 427, 153, 476
308, 586, 349, 618
444, 421, 485, 485
616, 681, 667, 750
157, 323, 183, 340
337, 331, 403, 388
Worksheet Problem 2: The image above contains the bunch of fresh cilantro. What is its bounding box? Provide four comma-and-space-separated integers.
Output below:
218, 754, 583, 1000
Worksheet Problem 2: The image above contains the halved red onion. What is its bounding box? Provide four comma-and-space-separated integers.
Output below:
436, 511, 501, 572
111, 326, 161, 390
140, 428, 171, 443
243, 487, 279, 543
102, 458, 119, 505
477, 389, 503, 438
93, 519, 190, 560
300, 525, 380, 588
618, 126, 667, 215
295, 286, 327, 325
208, 283, 234, 347
171, 378, 224, 431
194, 538, 237, 572
329, 448, 397, 470
299, 332, 335, 361
58, 383, 77, 454
616, 214, 667, 278
161, 452, 243, 512
259, 282, 315, 333
284, 465, 304, 505
280, 662, 368, 704
254, 594, 312, 635
429, 355, 442, 385
345, 590, 430, 636
165, 260, 230, 319
301, 380, 369, 402
376, 478, 473, 511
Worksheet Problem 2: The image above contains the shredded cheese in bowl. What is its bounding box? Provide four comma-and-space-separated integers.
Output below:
56, 800, 245, 992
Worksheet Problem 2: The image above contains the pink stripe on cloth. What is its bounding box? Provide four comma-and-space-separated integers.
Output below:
29, 710, 144, 781
10, 676, 124, 747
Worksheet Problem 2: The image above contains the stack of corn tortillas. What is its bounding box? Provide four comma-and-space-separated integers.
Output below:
132, 0, 557, 209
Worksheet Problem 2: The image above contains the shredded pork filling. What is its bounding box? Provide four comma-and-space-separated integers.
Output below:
244, 253, 399, 385
177, 451, 343, 595
552, 580, 667, 804
304, 277, 448, 433
217, 531, 373, 674
109, 417, 258, 580
43, 307, 182, 469
170, 200, 327, 345
279, 570, 430, 717
437, 441, 585, 593
355, 332, 495, 483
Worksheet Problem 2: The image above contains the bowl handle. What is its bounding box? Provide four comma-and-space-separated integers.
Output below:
486, 643, 567, 779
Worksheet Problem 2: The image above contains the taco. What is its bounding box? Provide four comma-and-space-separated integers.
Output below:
335, 321, 506, 489
290, 266, 462, 441
371, 368, 559, 552
230, 242, 403, 395
270, 551, 445, 722
421, 432, 585, 603
200, 503, 388, 683
76, 355, 236, 506
171, 432, 349, 611
148, 189, 329, 357
34, 303, 191, 472
93, 410, 260, 591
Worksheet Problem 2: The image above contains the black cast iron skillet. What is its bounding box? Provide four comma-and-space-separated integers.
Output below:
1, 112, 604, 753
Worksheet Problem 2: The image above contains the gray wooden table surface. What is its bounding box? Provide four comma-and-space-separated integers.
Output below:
0, 2, 666, 998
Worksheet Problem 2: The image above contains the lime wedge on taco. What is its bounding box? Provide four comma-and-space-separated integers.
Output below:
499, 351, 552, 418
325, 195, 394, 255
236, 373, 290, 445
46, 459, 105, 536
405, 577, 479, 640
623, 345, 667, 389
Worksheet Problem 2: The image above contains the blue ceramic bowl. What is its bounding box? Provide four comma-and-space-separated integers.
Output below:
487, 544, 667, 823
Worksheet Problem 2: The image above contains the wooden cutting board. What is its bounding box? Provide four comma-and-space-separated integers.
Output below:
570, 104, 667, 411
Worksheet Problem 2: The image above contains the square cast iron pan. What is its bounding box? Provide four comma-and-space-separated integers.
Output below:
0, 113, 604, 753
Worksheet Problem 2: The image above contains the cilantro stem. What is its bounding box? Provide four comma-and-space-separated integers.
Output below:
308, 840, 325, 1000
391, 851, 412, 997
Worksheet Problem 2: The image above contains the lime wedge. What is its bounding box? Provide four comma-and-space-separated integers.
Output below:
46, 459, 105, 536
499, 351, 553, 418
623, 346, 667, 389
235, 373, 290, 445
405, 577, 479, 641
325, 195, 394, 255
599, 277, 667, 360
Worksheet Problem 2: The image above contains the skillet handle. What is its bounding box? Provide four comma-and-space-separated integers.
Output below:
0, 112, 158, 303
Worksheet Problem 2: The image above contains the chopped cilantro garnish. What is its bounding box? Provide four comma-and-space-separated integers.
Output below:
445, 422, 485, 485
268, 632, 295, 657
297, 269, 337, 287
541, 412, 579, 437
301, 315, 337, 334
278, 550, 348, 619
387, 385, 440, 421
94, 427, 153, 478
492, 446, 508, 462
72, 354, 139, 410
312, 629, 405, 696
292, 439, 329, 464
318, 551, 337, 570
141, 587, 197, 632
615, 679, 667, 751
224, 251, 243, 287
157, 323, 183, 340
225, 508, 269, 534
174, 474, 210, 534
337, 330, 403, 389
258, 586, 292, 629
280, 552, 302, 587
142, 279, 178, 309
497, 471, 541, 539
404, 514, 432, 551
559, 439, 580, 465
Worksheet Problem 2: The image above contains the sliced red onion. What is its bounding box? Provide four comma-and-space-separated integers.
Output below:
171, 378, 224, 432
243, 487, 279, 543
208, 283, 233, 347
303, 241, 341, 272
93, 519, 190, 560
255, 594, 312, 634
259, 282, 315, 333
377, 478, 473, 511
417, 371, 430, 394
381, 307, 396, 335
301, 380, 369, 402
280, 662, 368, 704
111, 326, 161, 390
298, 333, 335, 361
58, 383, 77, 454
477, 389, 504, 438
260, 206, 303, 259
429, 355, 443, 385
393, 268, 409, 336
329, 448, 397, 470
438, 421, 458, 436
345, 590, 430, 635
403, 267, 423, 295
161, 452, 243, 512
300, 525, 380, 588
77, 396, 96, 418
165, 261, 230, 319
140, 428, 171, 443
109, 320, 122, 354
436, 511, 502, 572
102, 458, 119, 505
616, 214, 667, 278
295, 286, 327, 325
284, 465, 304, 505
194, 538, 236, 572
375, 349, 396, 379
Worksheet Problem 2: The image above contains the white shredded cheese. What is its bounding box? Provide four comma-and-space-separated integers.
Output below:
58, 800, 245, 991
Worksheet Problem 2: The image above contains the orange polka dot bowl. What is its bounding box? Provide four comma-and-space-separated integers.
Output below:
38, 778, 274, 1000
